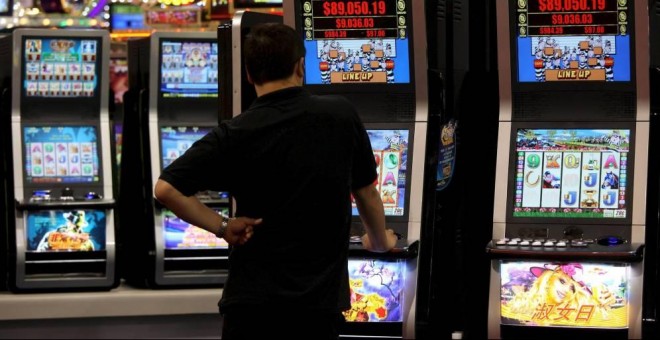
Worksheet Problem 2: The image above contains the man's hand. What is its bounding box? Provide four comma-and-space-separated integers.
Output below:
361, 228, 398, 253
225, 217, 263, 245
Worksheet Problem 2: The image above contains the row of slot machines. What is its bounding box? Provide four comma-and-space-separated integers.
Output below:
0, 1, 431, 338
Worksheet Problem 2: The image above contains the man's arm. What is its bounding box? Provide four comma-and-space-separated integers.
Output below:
352, 183, 398, 252
154, 179, 261, 246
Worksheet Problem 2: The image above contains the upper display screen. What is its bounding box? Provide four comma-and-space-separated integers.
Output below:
24, 126, 100, 184
512, 128, 630, 219
513, 0, 631, 82
160, 40, 218, 98
23, 38, 99, 97
300, 0, 412, 85
352, 129, 409, 217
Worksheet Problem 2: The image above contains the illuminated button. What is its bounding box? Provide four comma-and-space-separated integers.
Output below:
519, 240, 530, 246
507, 240, 519, 245
543, 241, 555, 247
532, 241, 543, 246
495, 239, 507, 245
556, 241, 567, 247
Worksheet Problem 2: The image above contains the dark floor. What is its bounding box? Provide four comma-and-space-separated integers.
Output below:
0, 314, 222, 339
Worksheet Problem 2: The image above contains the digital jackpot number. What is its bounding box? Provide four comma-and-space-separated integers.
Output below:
536, 0, 608, 12
322, 1, 388, 16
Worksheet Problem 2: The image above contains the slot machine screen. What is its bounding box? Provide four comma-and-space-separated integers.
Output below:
26, 209, 106, 252
23, 126, 101, 184
22, 37, 101, 98
511, 0, 633, 84
163, 208, 229, 250
158, 39, 218, 98
298, 0, 413, 87
160, 126, 214, 169
352, 127, 411, 218
508, 126, 633, 223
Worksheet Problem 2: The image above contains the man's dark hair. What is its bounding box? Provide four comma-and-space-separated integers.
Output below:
244, 23, 306, 85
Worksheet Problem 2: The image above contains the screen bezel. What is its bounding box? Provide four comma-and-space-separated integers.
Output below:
20, 35, 104, 114
293, 0, 416, 96
352, 122, 414, 223
21, 123, 105, 190
508, 0, 636, 93
505, 121, 635, 226
158, 124, 215, 171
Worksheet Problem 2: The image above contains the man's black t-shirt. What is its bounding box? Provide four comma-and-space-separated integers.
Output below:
159, 87, 377, 313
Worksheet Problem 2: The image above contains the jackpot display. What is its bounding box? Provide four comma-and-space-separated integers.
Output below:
300, 0, 412, 85
352, 128, 409, 217
26, 210, 106, 252
160, 126, 213, 169
513, 0, 632, 82
23, 126, 100, 184
500, 261, 629, 328
511, 128, 630, 219
159, 40, 218, 98
23, 38, 99, 97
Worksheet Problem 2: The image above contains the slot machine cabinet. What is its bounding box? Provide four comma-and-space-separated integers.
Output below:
3, 29, 118, 292
284, 1, 427, 338
643, 0, 660, 337
118, 31, 230, 288
487, 1, 649, 338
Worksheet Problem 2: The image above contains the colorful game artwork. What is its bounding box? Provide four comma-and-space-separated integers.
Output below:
500, 261, 629, 328
23, 38, 98, 97
513, 128, 629, 219
163, 208, 229, 249
160, 41, 218, 98
352, 129, 409, 217
344, 259, 406, 322
26, 210, 106, 252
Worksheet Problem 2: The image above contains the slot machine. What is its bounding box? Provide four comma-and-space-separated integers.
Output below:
643, 0, 660, 337
0, 29, 118, 292
0, 31, 10, 291
118, 31, 230, 288
284, 0, 427, 338
486, 0, 649, 338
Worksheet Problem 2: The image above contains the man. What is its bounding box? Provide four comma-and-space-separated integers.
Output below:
154, 23, 398, 339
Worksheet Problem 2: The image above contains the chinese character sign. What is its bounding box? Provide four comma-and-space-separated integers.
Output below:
500, 261, 629, 328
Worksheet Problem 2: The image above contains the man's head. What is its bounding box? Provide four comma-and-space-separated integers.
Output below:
244, 23, 306, 86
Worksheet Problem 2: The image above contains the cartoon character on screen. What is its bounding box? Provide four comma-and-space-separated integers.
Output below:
507, 264, 617, 323
185, 47, 207, 68
385, 130, 405, 152
36, 211, 95, 251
